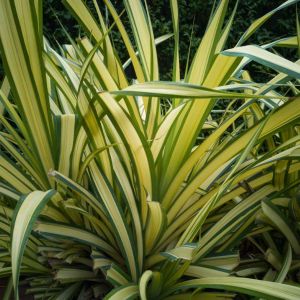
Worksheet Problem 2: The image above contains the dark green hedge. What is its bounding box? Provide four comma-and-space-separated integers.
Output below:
42, 1, 299, 81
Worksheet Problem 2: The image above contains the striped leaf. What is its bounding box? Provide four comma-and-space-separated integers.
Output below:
11, 190, 55, 298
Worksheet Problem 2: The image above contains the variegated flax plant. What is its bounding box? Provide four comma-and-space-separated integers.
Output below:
0, 0, 300, 299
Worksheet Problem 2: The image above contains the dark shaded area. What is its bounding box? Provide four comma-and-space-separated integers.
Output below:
43, 0, 298, 81
0, 278, 33, 300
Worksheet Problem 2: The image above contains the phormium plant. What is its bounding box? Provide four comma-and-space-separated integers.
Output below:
0, 0, 300, 299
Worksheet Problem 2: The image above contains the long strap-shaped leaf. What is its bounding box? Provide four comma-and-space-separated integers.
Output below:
77, 88, 113, 184
123, 0, 158, 81
262, 200, 300, 254
34, 221, 122, 263
0, 155, 38, 194
11, 190, 56, 300
157, 161, 300, 252
104, 284, 139, 300
54, 114, 77, 177
177, 112, 270, 246
103, 0, 145, 82
223, 45, 300, 79
123, 0, 161, 138
0, 0, 54, 181
187, 0, 229, 84
88, 160, 139, 281
161, 67, 294, 208
49, 170, 111, 230
159, 56, 241, 200
108, 148, 144, 273
193, 185, 275, 261
145, 202, 166, 254
0, 77, 10, 116
170, 98, 300, 223
237, 0, 300, 46
113, 81, 282, 99
157, 0, 238, 194
165, 277, 300, 300
139, 270, 153, 300
78, 38, 144, 133
161, 100, 251, 209
44, 53, 77, 110
170, 0, 180, 83
96, 92, 154, 209
62, 0, 125, 87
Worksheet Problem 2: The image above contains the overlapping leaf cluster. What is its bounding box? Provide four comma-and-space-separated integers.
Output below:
0, 0, 300, 299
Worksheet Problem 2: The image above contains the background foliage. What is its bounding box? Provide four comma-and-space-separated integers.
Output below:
44, 0, 298, 80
